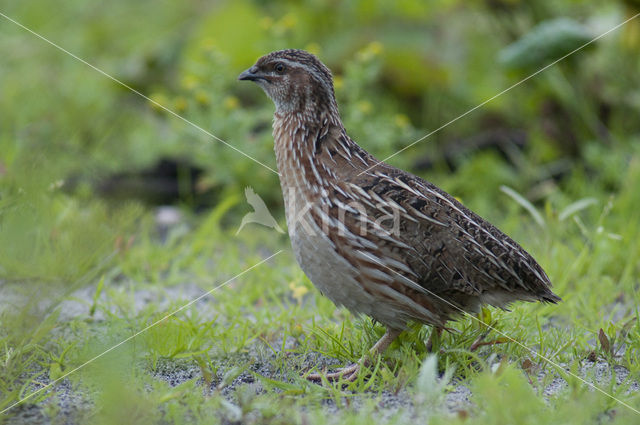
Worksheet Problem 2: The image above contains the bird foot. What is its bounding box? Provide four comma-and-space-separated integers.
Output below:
306, 328, 400, 384
469, 335, 509, 352
306, 362, 361, 382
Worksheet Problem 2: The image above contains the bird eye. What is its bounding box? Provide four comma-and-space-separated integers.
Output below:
274, 63, 286, 73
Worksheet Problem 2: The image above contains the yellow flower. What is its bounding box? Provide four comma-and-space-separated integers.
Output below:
195, 91, 210, 106
289, 280, 309, 303
223, 96, 239, 110
149, 92, 169, 111
622, 20, 640, 50
260, 16, 273, 30
357, 41, 384, 61
280, 13, 297, 29
357, 100, 373, 114
291, 323, 303, 337
368, 41, 383, 56
394, 114, 410, 129
200, 37, 216, 52
305, 42, 321, 56
173, 96, 188, 113
181, 75, 199, 91
333, 75, 344, 90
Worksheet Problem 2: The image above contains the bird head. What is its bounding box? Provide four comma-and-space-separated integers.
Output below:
238, 49, 337, 115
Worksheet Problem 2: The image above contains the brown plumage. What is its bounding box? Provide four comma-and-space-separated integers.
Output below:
239, 49, 560, 381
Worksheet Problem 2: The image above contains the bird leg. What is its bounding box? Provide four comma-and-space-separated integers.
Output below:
426, 327, 444, 352
469, 336, 508, 351
469, 328, 508, 351
306, 328, 401, 382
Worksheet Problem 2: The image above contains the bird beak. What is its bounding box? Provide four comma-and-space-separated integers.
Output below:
238, 66, 261, 82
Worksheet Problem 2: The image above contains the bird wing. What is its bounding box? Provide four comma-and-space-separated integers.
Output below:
328, 165, 555, 305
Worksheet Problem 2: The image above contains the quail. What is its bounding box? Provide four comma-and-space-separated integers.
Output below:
238, 49, 560, 381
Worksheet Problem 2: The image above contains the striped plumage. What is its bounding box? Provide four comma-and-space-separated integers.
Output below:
239, 49, 560, 380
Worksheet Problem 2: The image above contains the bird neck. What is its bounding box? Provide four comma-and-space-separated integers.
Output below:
272, 105, 376, 198
273, 102, 343, 151
272, 106, 345, 191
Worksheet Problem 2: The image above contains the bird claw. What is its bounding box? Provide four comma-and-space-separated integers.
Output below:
306, 363, 361, 382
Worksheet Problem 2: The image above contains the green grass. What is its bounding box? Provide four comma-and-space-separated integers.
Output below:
2, 148, 640, 424
2, 0, 640, 423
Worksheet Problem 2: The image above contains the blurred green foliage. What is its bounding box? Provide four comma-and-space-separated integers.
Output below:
2, 0, 640, 211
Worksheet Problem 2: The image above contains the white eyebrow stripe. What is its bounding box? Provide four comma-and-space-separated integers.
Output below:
268, 58, 303, 69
